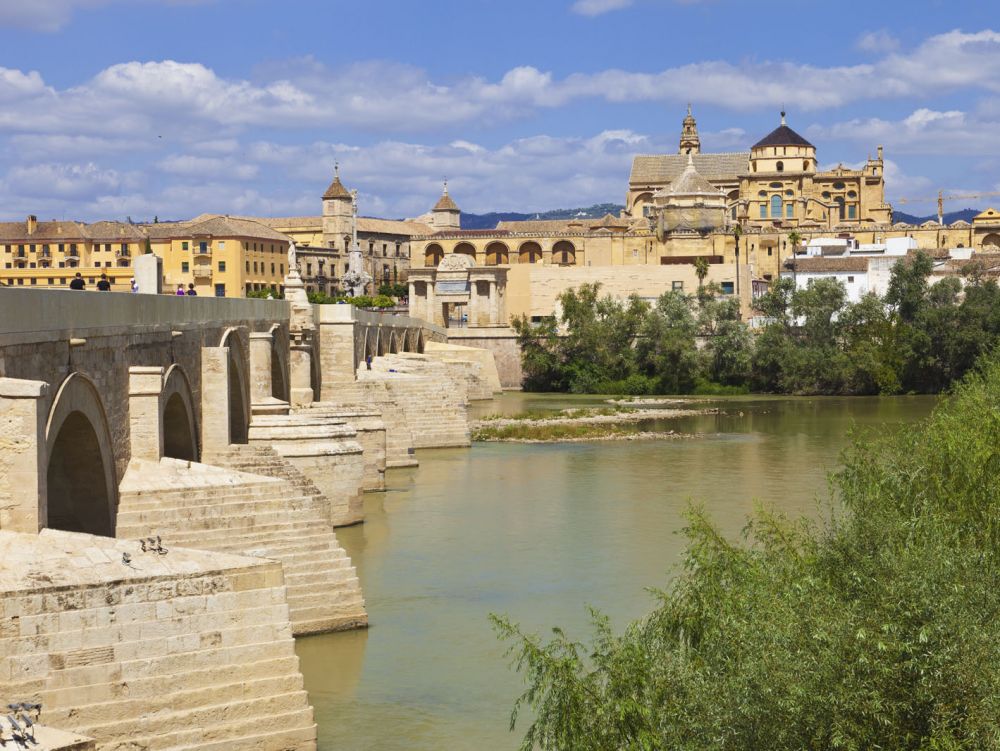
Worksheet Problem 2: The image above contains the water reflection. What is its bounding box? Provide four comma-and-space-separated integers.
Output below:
298, 394, 936, 750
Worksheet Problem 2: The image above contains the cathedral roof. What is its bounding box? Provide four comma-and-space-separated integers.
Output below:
629, 152, 748, 186
665, 155, 720, 196
752, 114, 814, 149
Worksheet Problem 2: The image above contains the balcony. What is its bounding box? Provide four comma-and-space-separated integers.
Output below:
115, 249, 131, 259
193, 246, 212, 259
192, 265, 212, 280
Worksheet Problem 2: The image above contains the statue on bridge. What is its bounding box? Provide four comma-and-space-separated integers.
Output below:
340, 189, 372, 298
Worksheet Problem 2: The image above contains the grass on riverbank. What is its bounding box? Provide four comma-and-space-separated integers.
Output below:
477, 406, 636, 422
473, 421, 688, 442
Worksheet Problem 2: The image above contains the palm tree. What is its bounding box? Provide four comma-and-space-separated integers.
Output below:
787, 230, 801, 287
694, 256, 709, 290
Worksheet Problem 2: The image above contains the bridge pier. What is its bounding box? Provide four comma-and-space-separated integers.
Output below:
249, 331, 289, 416
0, 377, 48, 533
128, 366, 165, 462
200, 347, 232, 453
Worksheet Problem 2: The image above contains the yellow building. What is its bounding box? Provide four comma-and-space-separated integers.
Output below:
0, 215, 144, 290
145, 215, 291, 296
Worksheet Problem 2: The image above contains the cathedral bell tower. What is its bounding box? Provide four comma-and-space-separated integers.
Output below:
679, 104, 701, 155
321, 163, 353, 251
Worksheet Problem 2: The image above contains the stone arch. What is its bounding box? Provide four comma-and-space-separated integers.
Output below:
269, 323, 290, 402
377, 327, 390, 356
416, 330, 426, 354
162, 364, 198, 462
485, 242, 509, 266
425, 243, 444, 267
631, 192, 653, 216
552, 240, 576, 265
389, 330, 400, 354
453, 242, 477, 260
982, 233, 1000, 250
219, 327, 250, 445
44, 373, 117, 537
365, 327, 378, 360
519, 241, 542, 264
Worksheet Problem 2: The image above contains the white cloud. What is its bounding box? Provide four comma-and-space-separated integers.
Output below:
808, 107, 1000, 156
572, 0, 634, 16
0, 0, 217, 33
857, 30, 900, 53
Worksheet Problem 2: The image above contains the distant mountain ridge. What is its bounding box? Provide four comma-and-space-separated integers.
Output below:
460, 203, 627, 230
892, 208, 982, 226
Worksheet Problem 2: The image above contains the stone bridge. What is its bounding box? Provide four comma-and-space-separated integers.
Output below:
0, 287, 499, 750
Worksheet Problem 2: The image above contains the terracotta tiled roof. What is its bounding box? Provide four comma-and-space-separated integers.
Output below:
146, 215, 290, 242
0, 220, 144, 242
784, 256, 869, 272
433, 192, 460, 212
357, 217, 433, 236
495, 219, 579, 234
629, 152, 748, 186
83, 221, 147, 241
428, 229, 512, 238
251, 216, 323, 229
322, 175, 352, 200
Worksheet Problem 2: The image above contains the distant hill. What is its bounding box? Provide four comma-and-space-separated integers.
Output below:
460, 203, 626, 230
892, 208, 982, 226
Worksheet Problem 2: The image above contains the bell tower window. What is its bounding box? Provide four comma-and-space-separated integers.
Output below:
776, 161, 784, 172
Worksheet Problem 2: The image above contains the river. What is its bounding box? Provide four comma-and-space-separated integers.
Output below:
297, 394, 936, 750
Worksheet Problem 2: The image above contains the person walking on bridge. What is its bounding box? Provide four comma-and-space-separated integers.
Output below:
69, 272, 85, 290
96, 273, 111, 292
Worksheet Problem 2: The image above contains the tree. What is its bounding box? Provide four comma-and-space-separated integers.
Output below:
495, 355, 1000, 750
693, 256, 709, 289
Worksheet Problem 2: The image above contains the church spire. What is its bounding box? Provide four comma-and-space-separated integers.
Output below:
679, 104, 700, 155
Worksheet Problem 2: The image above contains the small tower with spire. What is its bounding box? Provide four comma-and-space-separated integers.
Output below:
431, 180, 461, 231
679, 104, 701, 155
322, 162, 354, 250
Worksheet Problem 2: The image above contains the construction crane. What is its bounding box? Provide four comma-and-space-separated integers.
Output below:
896, 190, 1000, 225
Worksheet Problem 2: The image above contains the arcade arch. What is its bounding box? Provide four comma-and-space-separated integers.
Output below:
453, 243, 477, 260
485, 242, 509, 266
424, 244, 444, 267
552, 240, 576, 265
518, 241, 542, 264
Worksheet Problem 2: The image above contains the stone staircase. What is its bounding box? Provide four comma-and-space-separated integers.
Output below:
0, 529, 317, 750
291, 404, 387, 491
117, 459, 367, 636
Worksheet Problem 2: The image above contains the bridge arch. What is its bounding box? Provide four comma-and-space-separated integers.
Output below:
219, 327, 250, 445
269, 323, 290, 402
162, 365, 198, 462
44, 373, 117, 537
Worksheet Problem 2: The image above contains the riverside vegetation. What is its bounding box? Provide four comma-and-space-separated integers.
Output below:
513, 251, 1000, 395
493, 354, 1000, 750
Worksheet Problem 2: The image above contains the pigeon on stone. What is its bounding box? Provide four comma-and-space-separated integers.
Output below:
139, 539, 147, 552
122, 552, 132, 565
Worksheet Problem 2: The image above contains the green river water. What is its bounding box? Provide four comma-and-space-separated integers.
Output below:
297, 393, 937, 750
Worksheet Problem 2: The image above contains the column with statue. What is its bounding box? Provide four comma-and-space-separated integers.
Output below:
283, 240, 316, 406
341, 189, 372, 298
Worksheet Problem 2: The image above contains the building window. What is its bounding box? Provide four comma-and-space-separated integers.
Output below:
200, 242, 208, 253
786, 203, 794, 219
759, 203, 767, 219
181, 262, 189, 273
672, 281, 684, 291
271, 263, 275, 274
848, 205, 857, 219
181, 241, 189, 251
246, 261, 251, 272
768, 248, 773, 256
770, 195, 783, 218
720, 281, 735, 295
218, 241, 225, 249
632, 249, 639, 257
218, 260, 226, 272
253, 262, 258, 273
214, 284, 226, 297
776, 161, 784, 172
847, 276, 855, 283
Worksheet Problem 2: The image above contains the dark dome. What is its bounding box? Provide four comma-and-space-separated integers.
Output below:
752, 118, 814, 150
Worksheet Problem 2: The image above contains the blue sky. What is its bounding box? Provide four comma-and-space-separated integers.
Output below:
0, 0, 996, 221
